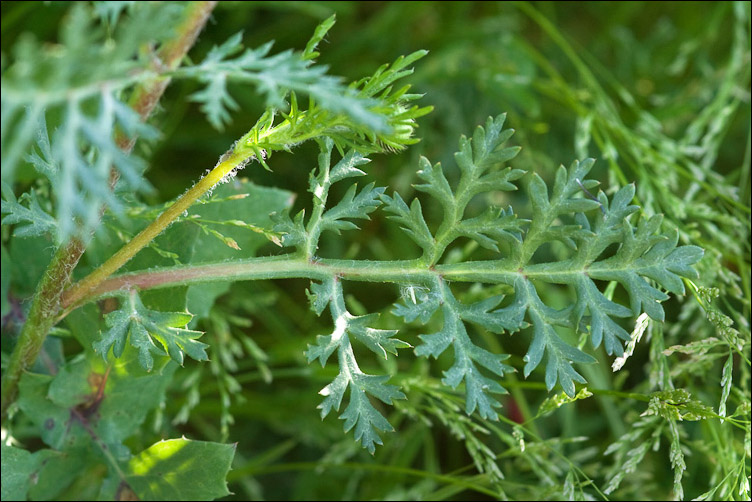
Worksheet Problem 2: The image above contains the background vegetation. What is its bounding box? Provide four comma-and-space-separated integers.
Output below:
2, 1, 749, 500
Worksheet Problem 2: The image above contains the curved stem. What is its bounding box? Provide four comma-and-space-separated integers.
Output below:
59, 253, 655, 316
55, 246, 676, 324
63, 150, 251, 309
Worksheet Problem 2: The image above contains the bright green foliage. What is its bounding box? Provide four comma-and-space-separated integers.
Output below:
94, 290, 208, 371
537, 387, 594, 417
233, 50, 432, 168
124, 439, 235, 500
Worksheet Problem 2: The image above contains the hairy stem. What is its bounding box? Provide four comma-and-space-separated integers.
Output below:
1, 1, 218, 419
63, 150, 250, 310
58, 254, 639, 316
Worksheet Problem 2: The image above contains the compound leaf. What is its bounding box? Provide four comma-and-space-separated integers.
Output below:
306, 278, 407, 453
1, 187, 58, 239
94, 291, 208, 371
321, 183, 384, 235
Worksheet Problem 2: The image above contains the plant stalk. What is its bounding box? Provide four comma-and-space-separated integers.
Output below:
1, 1, 218, 419
59, 254, 649, 315
63, 151, 249, 310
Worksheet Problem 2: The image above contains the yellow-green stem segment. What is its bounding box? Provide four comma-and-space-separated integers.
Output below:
64, 151, 249, 309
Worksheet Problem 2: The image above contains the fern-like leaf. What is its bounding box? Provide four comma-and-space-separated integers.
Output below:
305, 277, 408, 453
0, 2, 172, 241
1, 186, 57, 239
320, 183, 385, 234
409, 280, 516, 420
182, 15, 430, 140
94, 290, 208, 371
389, 115, 703, 404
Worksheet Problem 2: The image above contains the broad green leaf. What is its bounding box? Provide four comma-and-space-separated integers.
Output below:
126, 439, 236, 501
16, 346, 178, 500
27, 449, 91, 502
17, 372, 81, 451
186, 180, 293, 263
65, 303, 105, 349
18, 350, 176, 450
183, 179, 294, 318
8, 233, 54, 299
1, 444, 39, 501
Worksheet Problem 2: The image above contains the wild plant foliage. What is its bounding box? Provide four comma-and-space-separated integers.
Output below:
1, 3, 748, 501
266, 115, 702, 451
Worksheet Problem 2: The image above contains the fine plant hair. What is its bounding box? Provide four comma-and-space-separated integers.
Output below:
1, 3, 749, 501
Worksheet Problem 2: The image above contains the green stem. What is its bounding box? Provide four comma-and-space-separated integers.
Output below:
304, 145, 334, 259
0, 1, 218, 419
60, 254, 657, 315
63, 150, 250, 309
1, 244, 83, 416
